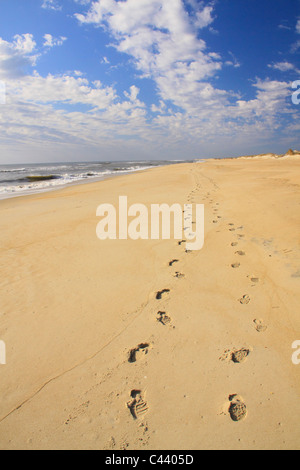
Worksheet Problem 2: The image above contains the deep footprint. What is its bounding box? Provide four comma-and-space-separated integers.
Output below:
169, 259, 179, 267
128, 343, 151, 363
239, 294, 251, 305
127, 390, 149, 420
156, 289, 170, 300
220, 348, 251, 364
254, 319, 267, 333
174, 272, 185, 279
232, 348, 251, 363
157, 311, 172, 326
228, 395, 247, 422
231, 263, 241, 269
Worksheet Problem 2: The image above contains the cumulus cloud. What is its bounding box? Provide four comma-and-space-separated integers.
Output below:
76, 0, 222, 112
41, 0, 62, 11
0, 34, 38, 79
43, 34, 67, 48
268, 61, 300, 73
0, 1, 298, 161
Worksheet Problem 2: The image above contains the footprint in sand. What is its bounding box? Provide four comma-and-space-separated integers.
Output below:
236, 251, 246, 256
128, 343, 151, 363
231, 348, 251, 363
157, 311, 172, 326
174, 272, 185, 279
249, 277, 259, 284
127, 390, 149, 420
228, 395, 247, 422
178, 240, 186, 246
231, 263, 241, 269
220, 348, 251, 364
254, 319, 267, 333
169, 259, 179, 267
156, 289, 170, 300
231, 242, 238, 247
239, 294, 251, 305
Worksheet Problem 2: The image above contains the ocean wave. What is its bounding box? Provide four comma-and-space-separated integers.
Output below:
0, 168, 26, 173
0, 164, 158, 198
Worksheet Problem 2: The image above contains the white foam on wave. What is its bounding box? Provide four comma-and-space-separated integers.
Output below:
0, 165, 157, 199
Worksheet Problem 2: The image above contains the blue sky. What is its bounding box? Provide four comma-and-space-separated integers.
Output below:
0, 0, 299, 163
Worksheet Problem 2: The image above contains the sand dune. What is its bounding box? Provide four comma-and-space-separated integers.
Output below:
0, 156, 299, 450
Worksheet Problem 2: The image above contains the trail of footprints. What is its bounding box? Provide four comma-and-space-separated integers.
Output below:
125, 184, 196, 424
223, 219, 269, 421
125, 185, 268, 427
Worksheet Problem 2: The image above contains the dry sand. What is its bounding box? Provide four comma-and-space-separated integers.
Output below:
0, 156, 299, 450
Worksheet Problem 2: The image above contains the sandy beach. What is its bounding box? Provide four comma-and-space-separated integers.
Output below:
0, 155, 299, 450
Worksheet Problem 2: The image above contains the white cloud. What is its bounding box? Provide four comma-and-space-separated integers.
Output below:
76, 0, 222, 112
291, 40, 300, 53
0, 2, 298, 163
41, 0, 62, 11
268, 61, 300, 73
278, 24, 291, 31
290, 19, 300, 52
43, 34, 67, 48
13, 34, 36, 54
0, 35, 38, 79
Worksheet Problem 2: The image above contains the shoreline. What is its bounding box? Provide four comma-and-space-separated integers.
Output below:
0, 156, 299, 450
0, 163, 168, 202
1, 152, 298, 203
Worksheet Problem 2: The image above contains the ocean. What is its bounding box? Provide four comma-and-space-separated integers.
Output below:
0, 160, 185, 199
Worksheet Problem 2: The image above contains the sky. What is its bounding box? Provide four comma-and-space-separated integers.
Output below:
0, 0, 299, 163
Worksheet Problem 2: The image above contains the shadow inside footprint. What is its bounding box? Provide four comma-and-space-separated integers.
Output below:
232, 349, 250, 363
231, 263, 241, 269
127, 390, 149, 420
174, 272, 185, 279
128, 343, 150, 363
156, 289, 170, 300
254, 319, 267, 333
239, 294, 251, 305
157, 311, 172, 326
228, 395, 247, 422
169, 259, 179, 267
